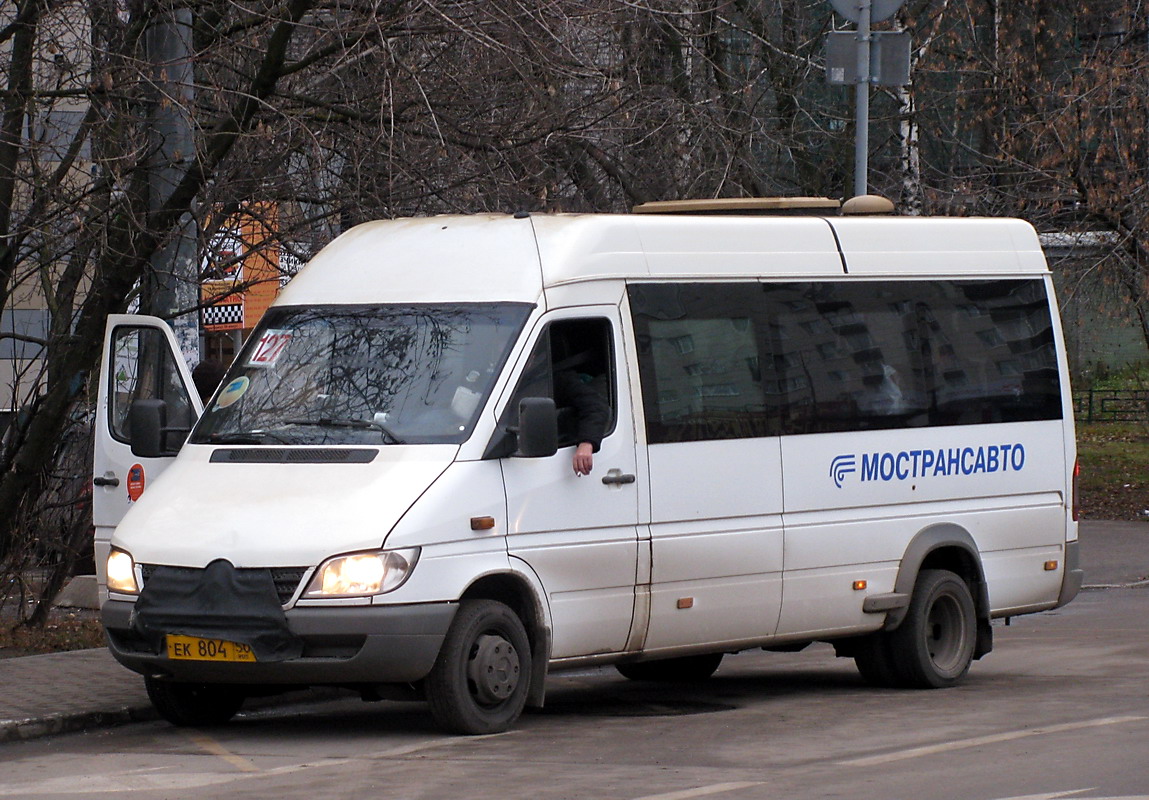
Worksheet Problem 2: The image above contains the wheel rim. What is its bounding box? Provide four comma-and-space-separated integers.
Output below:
466, 633, 520, 707
925, 592, 968, 674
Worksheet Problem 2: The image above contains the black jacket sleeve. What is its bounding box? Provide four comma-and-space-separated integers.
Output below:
553, 369, 611, 451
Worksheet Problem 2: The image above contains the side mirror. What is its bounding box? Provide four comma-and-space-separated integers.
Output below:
128, 399, 187, 458
516, 397, 558, 458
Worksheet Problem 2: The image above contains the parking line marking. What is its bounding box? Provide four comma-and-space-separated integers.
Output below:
839, 715, 1147, 767
185, 731, 261, 773
631, 782, 765, 800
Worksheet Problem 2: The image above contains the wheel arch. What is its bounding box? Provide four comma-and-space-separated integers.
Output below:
889, 523, 993, 658
459, 570, 550, 708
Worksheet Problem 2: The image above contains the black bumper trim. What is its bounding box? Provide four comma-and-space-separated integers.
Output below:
102, 600, 457, 685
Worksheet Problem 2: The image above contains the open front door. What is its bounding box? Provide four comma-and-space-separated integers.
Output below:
92, 315, 203, 602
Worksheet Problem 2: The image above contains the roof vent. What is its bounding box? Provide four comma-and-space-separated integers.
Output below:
840, 195, 895, 215
632, 197, 841, 216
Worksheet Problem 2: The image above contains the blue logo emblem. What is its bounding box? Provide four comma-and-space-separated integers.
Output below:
830, 454, 856, 488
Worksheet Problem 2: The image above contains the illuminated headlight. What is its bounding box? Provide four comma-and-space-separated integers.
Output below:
106, 549, 139, 594
304, 548, 420, 598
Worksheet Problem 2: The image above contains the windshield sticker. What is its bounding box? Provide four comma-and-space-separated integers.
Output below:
247, 329, 293, 368
830, 444, 1026, 488
215, 376, 250, 409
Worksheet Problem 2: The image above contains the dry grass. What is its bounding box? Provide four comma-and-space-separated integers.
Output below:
0, 608, 105, 659
1077, 423, 1149, 522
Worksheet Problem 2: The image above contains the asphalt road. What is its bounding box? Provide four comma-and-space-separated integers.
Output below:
1, 580, 1147, 800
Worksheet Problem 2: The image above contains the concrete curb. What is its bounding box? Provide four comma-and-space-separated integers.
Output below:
0, 705, 157, 744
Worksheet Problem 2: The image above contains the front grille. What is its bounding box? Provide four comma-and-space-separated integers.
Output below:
139, 564, 309, 606
270, 567, 309, 604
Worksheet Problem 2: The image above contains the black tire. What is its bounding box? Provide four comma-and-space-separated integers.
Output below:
887, 568, 977, 688
145, 677, 244, 727
425, 599, 532, 735
853, 633, 901, 687
616, 652, 723, 682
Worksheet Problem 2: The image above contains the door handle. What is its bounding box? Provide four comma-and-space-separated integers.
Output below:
601, 470, 636, 486
93, 472, 120, 488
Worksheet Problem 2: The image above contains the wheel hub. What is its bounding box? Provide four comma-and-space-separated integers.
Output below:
926, 595, 964, 670
467, 633, 520, 705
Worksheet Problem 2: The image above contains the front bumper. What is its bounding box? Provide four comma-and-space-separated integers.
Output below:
102, 600, 456, 685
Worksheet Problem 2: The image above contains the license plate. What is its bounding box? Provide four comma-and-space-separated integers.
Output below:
166, 634, 257, 663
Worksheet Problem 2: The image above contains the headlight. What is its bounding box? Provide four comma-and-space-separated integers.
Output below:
304, 548, 420, 598
106, 549, 139, 594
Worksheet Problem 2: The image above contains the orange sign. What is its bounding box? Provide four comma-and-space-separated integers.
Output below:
126, 463, 146, 501
201, 203, 281, 333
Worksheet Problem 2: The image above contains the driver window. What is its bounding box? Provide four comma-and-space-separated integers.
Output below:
502, 318, 615, 448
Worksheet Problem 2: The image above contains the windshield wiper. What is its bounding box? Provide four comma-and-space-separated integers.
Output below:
206, 431, 289, 445
284, 417, 405, 444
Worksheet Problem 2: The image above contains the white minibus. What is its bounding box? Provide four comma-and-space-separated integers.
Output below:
93, 198, 1082, 734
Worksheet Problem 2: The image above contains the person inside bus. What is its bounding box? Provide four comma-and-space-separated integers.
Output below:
500, 319, 612, 476
550, 320, 612, 476
554, 364, 610, 476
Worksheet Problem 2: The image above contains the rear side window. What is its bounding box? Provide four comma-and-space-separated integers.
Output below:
629, 280, 1061, 444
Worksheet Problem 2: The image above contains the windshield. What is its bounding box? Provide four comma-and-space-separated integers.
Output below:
191, 303, 532, 446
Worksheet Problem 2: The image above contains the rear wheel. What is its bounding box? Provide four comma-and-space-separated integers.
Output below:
887, 568, 977, 688
616, 652, 723, 682
145, 677, 244, 726
425, 599, 531, 735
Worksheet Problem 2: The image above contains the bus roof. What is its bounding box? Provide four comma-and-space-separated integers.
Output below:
273, 212, 1048, 308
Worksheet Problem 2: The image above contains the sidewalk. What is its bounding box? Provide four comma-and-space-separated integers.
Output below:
1, 520, 1145, 744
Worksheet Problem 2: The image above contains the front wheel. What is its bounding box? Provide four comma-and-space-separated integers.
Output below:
887, 568, 977, 688
145, 677, 245, 726
425, 599, 532, 735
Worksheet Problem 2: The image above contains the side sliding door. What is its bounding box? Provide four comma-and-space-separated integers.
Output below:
627, 283, 785, 653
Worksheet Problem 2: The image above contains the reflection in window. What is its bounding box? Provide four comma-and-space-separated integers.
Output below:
192, 303, 531, 446
629, 284, 768, 442
629, 279, 1061, 444
108, 327, 194, 444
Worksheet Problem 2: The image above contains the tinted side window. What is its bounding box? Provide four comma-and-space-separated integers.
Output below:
629, 284, 772, 443
762, 280, 1062, 433
629, 280, 1061, 444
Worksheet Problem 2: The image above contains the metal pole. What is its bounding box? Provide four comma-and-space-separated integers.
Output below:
853, 0, 872, 197
145, 8, 200, 367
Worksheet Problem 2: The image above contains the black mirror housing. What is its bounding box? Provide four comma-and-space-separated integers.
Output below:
128, 399, 172, 458
516, 397, 558, 458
